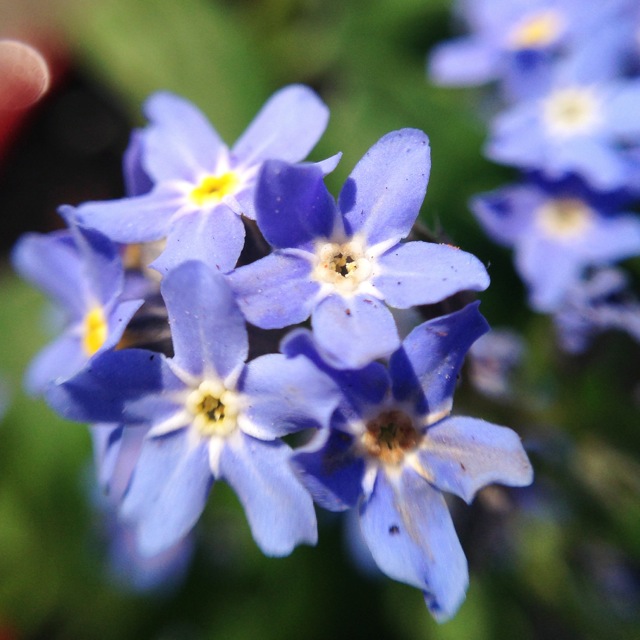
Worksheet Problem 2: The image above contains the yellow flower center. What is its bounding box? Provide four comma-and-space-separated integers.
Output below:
186, 379, 239, 438
506, 10, 563, 50
313, 239, 373, 295
82, 306, 108, 356
361, 409, 419, 466
537, 197, 594, 238
190, 171, 240, 206
543, 87, 601, 137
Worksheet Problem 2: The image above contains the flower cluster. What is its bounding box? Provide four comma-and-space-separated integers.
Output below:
429, 0, 640, 350
13, 85, 532, 621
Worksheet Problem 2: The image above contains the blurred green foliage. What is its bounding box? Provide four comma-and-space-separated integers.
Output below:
0, 0, 639, 638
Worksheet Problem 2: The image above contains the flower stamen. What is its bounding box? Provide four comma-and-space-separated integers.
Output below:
190, 171, 240, 206
362, 409, 419, 466
187, 380, 239, 438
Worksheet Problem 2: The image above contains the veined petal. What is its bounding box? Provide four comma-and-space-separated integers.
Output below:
142, 91, 225, 183
219, 432, 318, 556
254, 160, 337, 249
291, 428, 365, 512
239, 352, 340, 439
161, 261, 248, 379
339, 129, 431, 246
150, 205, 245, 275
389, 302, 489, 417
73, 184, 185, 244
121, 430, 213, 556
228, 250, 319, 329
359, 469, 468, 622
312, 294, 400, 370
415, 416, 533, 504
375, 241, 489, 308
232, 84, 329, 166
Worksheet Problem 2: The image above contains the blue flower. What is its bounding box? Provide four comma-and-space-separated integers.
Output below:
471, 176, 640, 311
47, 260, 340, 557
485, 43, 640, 190
70, 85, 331, 274
229, 129, 490, 369
283, 302, 533, 621
11, 224, 144, 394
428, 0, 628, 101
554, 267, 640, 352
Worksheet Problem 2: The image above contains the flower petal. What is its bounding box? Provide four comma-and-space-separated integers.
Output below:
142, 91, 225, 182
45, 348, 183, 424
73, 185, 184, 244
415, 416, 533, 504
121, 430, 213, 556
312, 294, 400, 369
389, 302, 489, 417
232, 84, 329, 166
359, 469, 468, 622
291, 428, 365, 512
239, 353, 340, 439
254, 160, 337, 249
219, 432, 317, 556
228, 250, 319, 329
151, 205, 245, 275
339, 129, 430, 246
375, 241, 489, 308
161, 261, 248, 379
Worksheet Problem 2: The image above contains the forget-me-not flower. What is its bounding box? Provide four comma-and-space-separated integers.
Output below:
283, 302, 533, 621
471, 176, 640, 311
11, 224, 144, 394
71, 85, 331, 274
47, 261, 340, 557
229, 129, 490, 369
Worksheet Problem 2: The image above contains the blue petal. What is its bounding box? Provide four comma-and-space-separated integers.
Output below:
150, 205, 245, 275
228, 250, 319, 328
12, 230, 85, 318
359, 469, 468, 622
281, 328, 390, 411
416, 416, 533, 504
428, 37, 501, 86
390, 302, 489, 416
161, 261, 248, 379
26, 333, 87, 395
142, 91, 225, 182
255, 160, 337, 249
291, 428, 365, 512
73, 185, 185, 244
45, 349, 183, 424
123, 129, 154, 196
375, 241, 489, 308
232, 84, 329, 166
239, 352, 340, 439
91, 423, 124, 493
121, 430, 213, 556
312, 294, 400, 370
339, 129, 430, 246
219, 432, 317, 556
66, 223, 125, 307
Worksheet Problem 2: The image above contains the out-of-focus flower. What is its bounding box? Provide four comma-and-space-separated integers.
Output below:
468, 328, 526, 399
554, 267, 640, 352
229, 129, 489, 369
471, 176, 640, 311
485, 44, 640, 190
428, 0, 628, 101
285, 302, 533, 621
